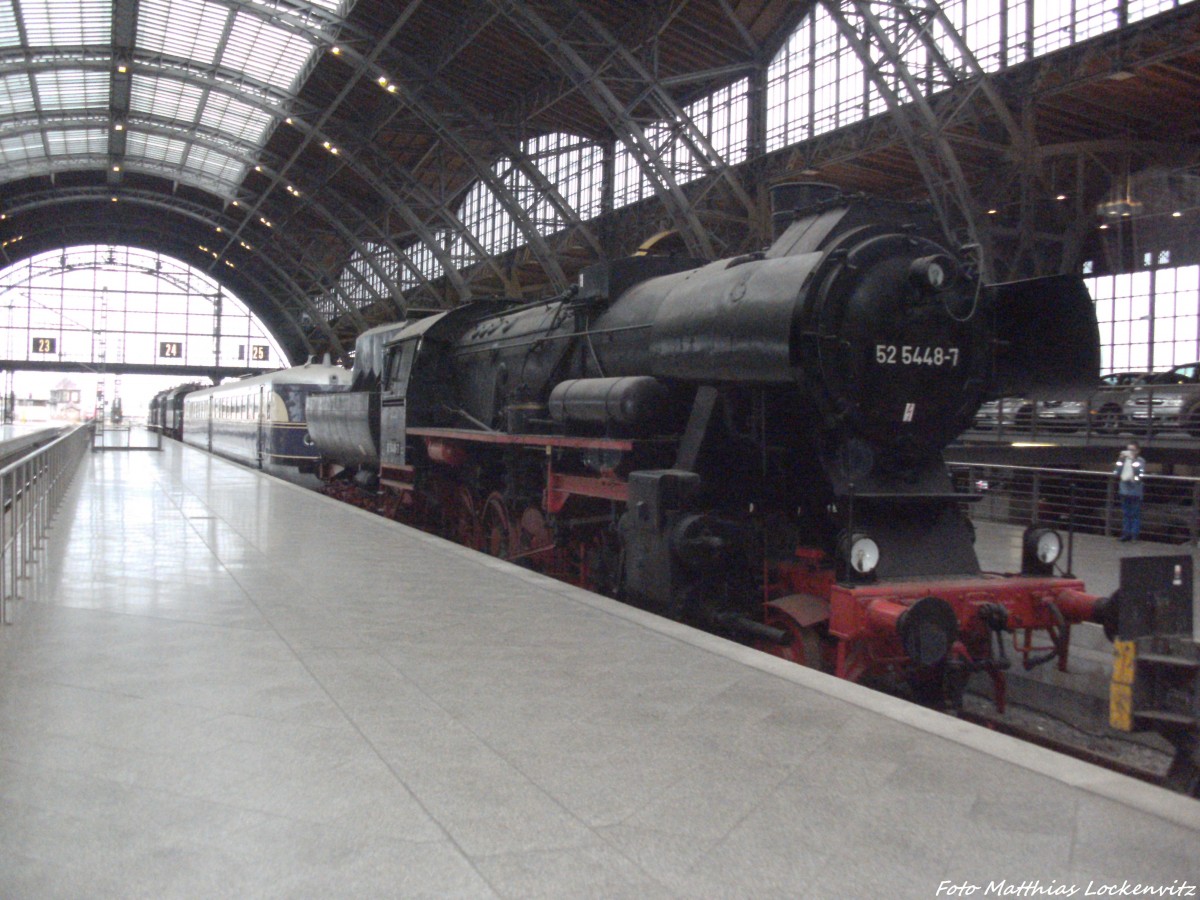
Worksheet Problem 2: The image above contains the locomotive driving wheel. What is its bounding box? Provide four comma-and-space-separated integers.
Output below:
447, 485, 481, 551
481, 492, 515, 559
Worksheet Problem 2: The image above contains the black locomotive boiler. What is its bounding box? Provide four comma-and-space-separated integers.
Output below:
309, 189, 1111, 708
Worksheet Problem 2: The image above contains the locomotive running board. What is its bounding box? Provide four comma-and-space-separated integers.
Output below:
987, 274, 1100, 400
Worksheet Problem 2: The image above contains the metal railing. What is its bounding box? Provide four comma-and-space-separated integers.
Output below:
1, 422, 94, 624
92, 421, 162, 452
963, 389, 1200, 447
948, 461, 1200, 547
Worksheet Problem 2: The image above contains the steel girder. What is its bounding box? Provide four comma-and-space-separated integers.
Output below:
0, 187, 340, 356
0, 113, 397, 328
0, 61, 392, 330
394, 5, 607, 259
117, 0, 480, 309
107, 0, 137, 184
192, 0, 595, 305
819, 1, 1000, 278
0, 48, 460, 322
384, 54, 604, 283
0, 0, 432, 332
345, 2, 604, 288
495, 0, 759, 259
207, 0, 479, 311
314, 38, 588, 296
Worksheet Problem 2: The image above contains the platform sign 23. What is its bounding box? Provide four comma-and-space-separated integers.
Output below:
159, 341, 183, 359
31, 336, 57, 354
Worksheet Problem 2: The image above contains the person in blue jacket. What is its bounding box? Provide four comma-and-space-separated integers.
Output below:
1113, 441, 1146, 542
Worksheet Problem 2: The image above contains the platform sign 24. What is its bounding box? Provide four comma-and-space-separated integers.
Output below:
31, 336, 57, 354
159, 341, 182, 359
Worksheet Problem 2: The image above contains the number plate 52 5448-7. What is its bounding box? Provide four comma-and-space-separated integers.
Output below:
874, 345, 959, 367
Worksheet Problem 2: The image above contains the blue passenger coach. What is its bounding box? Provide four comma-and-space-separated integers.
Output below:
182, 362, 351, 476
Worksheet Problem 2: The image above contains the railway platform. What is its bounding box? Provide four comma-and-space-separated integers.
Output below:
1, 439, 1198, 898
0, 424, 68, 467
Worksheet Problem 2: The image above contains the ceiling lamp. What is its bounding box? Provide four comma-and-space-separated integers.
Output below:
1096, 170, 1143, 220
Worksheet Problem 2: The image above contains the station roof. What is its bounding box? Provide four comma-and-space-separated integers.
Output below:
0, 0, 1197, 361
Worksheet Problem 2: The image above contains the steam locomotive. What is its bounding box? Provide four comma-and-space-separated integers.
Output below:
309, 188, 1113, 708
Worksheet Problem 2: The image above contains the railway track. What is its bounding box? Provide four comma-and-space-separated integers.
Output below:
959, 702, 1173, 789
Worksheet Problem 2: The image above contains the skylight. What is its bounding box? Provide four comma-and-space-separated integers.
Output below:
19, 0, 109, 46
0, 0, 351, 197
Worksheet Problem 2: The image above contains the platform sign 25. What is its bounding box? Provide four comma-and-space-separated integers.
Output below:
250, 344, 269, 362
31, 336, 57, 354
159, 341, 182, 359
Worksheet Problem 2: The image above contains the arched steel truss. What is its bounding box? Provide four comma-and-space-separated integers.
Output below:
3, 0, 767, 342
495, 0, 758, 259
0, 113, 401, 328
3, 168, 367, 346
4, 0, 1162, 353
3, 187, 345, 356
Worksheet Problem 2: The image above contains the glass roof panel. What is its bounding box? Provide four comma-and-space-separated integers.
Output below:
199, 92, 274, 146
44, 128, 108, 156
1, 0, 352, 199
130, 74, 204, 122
0, 131, 45, 166
126, 131, 189, 166
137, 0, 231, 68
0, 2, 19, 48
0, 73, 37, 115
19, 0, 110, 46
185, 144, 246, 183
222, 12, 317, 92
33, 69, 109, 113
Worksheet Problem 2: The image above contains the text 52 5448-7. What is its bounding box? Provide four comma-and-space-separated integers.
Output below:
875, 344, 960, 367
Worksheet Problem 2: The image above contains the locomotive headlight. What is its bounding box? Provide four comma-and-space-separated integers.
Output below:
1036, 530, 1063, 564
1021, 526, 1063, 576
848, 534, 880, 575
909, 255, 956, 292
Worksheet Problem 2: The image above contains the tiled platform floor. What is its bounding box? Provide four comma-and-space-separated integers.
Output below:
1, 441, 1198, 898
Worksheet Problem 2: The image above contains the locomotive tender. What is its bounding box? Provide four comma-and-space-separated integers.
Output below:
309, 188, 1112, 708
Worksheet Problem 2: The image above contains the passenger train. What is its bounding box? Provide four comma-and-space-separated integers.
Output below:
148, 362, 351, 479
147, 382, 203, 441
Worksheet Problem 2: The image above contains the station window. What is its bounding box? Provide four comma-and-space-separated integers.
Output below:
766, 1, 1186, 155
1086, 264, 1200, 374
0, 246, 284, 371
612, 80, 748, 209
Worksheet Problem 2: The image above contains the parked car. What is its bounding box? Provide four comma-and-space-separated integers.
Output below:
1122, 362, 1200, 436
1023, 372, 1150, 434
1033, 398, 1088, 432
1086, 371, 1151, 434
974, 396, 1032, 430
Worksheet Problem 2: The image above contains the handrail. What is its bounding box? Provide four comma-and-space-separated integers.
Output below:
947, 459, 1200, 486
1, 422, 95, 624
947, 460, 1200, 545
